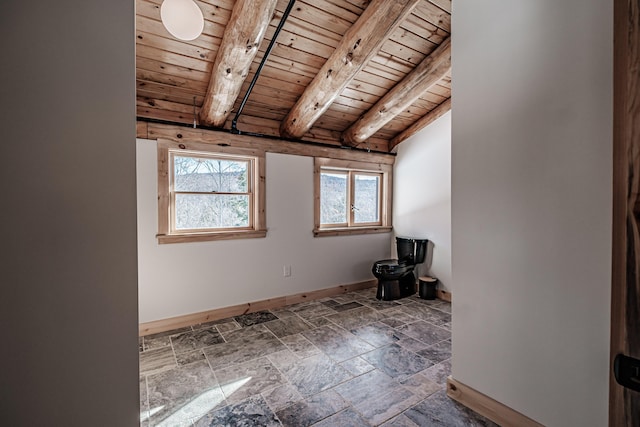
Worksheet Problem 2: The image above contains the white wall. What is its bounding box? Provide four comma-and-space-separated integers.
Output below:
451, 1, 612, 426
137, 140, 391, 323
1, 0, 139, 425
394, 112, 451, 291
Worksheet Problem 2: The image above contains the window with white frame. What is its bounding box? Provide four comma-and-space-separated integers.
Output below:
157, 139, 266, 243
314, 157, 392, 237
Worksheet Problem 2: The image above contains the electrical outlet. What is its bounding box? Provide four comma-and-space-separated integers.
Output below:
283, 265, 291, 277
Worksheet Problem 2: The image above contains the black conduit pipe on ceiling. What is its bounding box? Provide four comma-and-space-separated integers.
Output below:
231, 0, 297, 134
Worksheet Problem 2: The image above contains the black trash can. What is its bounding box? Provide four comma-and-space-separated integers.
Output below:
418, 276, 438, 300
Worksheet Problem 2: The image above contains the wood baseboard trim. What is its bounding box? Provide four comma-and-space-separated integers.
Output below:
447, 377, 543, 427
139, 279, 377, 336
437, 288, 451, 302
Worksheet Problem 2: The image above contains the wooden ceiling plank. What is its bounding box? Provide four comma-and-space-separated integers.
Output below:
136, 15, 224, 46
280, 0, 421, 139
389, 25, 442, 55
137, 69, 208, 92
323, 0, 366, 15
136, 57, 210, 83
388, 97, 451, 152
413, 2, 451, 32
137, 87, 205, 106
199, 0, 279, 127
341, 37, 450, 146
402, 16, 449, 43
136, 30, 218, 62
428, 0, 451, 14
137, 45, 212, 73
286, 1, 355, 37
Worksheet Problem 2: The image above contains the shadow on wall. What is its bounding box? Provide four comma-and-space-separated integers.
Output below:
392, 232, 435, 280
413, 240, 435, 280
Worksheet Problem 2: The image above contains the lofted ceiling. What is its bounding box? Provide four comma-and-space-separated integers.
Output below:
136, 0, 451, 153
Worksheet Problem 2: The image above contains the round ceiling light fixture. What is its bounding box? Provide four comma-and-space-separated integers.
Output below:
160, 0, 204, 41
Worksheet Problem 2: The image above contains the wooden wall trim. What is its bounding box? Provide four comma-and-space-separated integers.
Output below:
436, 288, 451, 302
139, 279, 377, 336
137, 121, 396, 165
611, 0, 640, 424
447, 377, 544, 427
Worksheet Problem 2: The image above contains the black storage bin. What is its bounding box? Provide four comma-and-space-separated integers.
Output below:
418, 276, 438, 300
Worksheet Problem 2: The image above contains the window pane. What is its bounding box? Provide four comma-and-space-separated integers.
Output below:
320, 171, 347, 224
175, 194, 249, 229
174, 156, 248, 193
354, 174, 380, 223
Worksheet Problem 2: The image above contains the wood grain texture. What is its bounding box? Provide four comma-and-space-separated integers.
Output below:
135, 0, 452, 148
144, 121, 396, 164
199, 0, 278, 127
611, 0, 640, 425
447, 378, 544, 427
341, 37, 451, 146
279, 0, 421, 139
389, 97, 450, 152
139, 279, 377, 336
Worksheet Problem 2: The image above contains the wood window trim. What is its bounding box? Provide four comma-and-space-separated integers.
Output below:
157, 138, 266, 244
314, 157, 392, 237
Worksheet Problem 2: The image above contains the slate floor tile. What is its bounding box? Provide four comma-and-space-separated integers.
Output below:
176, 349, 207, 366
400, 373, 441, 399
417, 339, 451, 364
420, 359, 451, 385
333, 369, 400, 406
278, 353, 351, 397
302, 324, 374, 363
399, 303, 451, 327
220, 323, 269, 342
331, 301, 364, 312
276, 389, 348, 427
311, 407, 370, 427
170, 328, 224, 354
339, 356, 375, 376
350, 322, 407, 347
396, 320, 450, 346
138, 288, 494, 426
355, 386, 421, 425
324, 306, 386, 330
380, 413, 420, 427
140, 346, 177, 376
261, 383, 303, 412
194, 394, 279, 427
215, 357, 286, 404
147, 360, 225, 426
290, 302, 338, 319
362, 343, 433, 381
404, 390, 498, 426
234, 311, 279, 327
265, 316, 313, 338
203, 330, 285, 369
280, 333, 321, 358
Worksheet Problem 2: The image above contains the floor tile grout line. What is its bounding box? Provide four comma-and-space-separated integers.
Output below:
141, 291, 459, 427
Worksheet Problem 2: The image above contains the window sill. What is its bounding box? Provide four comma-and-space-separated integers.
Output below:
157, 229, 267, 244
313, 226, 392, 237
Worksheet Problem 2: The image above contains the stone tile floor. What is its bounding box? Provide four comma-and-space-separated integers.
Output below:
139, 287, 496, 426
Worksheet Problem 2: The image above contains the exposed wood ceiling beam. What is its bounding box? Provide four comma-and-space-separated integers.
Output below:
389, 97, 451, 152
199, 0, 278, 127
341, 36, 451, 147
279, 0, 421, 139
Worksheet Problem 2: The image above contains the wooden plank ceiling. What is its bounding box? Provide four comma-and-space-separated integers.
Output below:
136, 0, 451, 153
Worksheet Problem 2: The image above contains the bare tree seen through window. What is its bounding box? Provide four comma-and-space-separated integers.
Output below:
173, 155, 250, 230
